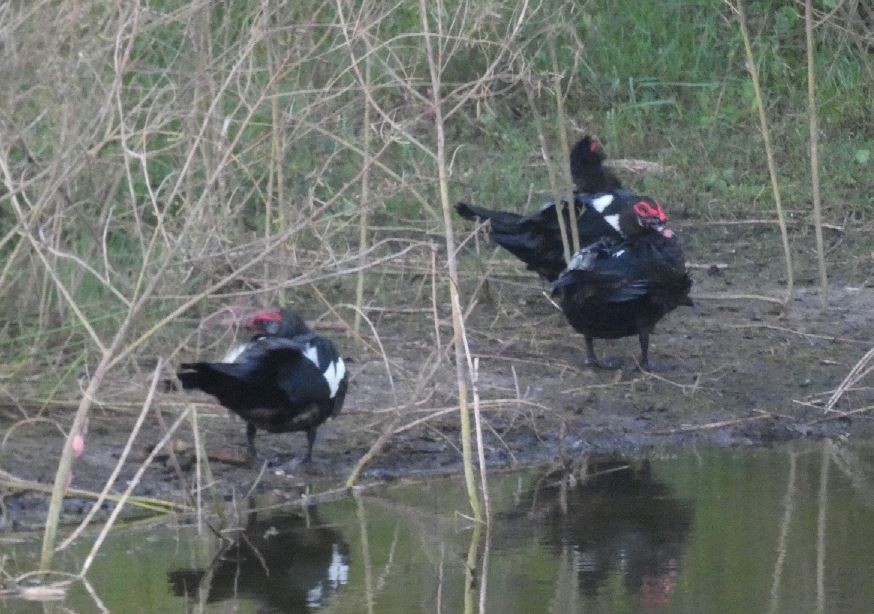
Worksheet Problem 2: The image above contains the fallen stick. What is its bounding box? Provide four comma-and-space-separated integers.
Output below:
805, 404, 874, 426
0, 470, 186, 514
651, 412, 775, 435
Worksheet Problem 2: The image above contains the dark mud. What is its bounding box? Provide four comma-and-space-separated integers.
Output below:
3, 225, 874, 529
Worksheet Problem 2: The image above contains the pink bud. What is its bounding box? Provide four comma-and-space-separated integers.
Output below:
662, 228, 674, 239
72, 433, 85, 458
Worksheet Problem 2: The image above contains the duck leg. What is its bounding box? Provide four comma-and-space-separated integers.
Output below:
246, 422, 258, 462
585, 336, 622, 370
637, 330, 651, 371
303, 427, 317, 463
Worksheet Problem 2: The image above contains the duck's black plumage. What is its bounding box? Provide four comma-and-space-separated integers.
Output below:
177, 309, 347, 462
552, 219, 692, 370
569, 135, 623, 193
456, 135, 634, 281
456, 194, 631, 281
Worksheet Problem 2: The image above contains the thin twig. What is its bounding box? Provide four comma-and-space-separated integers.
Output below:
651, 412, 775, 435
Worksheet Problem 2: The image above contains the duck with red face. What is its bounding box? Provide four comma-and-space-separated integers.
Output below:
552, 201, 692, 370
177, 308, 347, 463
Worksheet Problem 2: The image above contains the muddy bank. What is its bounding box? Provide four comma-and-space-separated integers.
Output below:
3, 227, 874, 530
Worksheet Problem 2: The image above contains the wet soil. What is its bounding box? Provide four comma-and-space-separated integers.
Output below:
2, 224, 874, 529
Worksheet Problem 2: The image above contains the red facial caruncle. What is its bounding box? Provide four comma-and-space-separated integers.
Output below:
633, 200, 673, 238
633, 200, 668, 223
246, 309, 282, 328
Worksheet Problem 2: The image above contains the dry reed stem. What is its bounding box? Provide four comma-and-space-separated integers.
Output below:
41, 352, 117, 568
334, 0, 377, 339
55, 361, 164, 552
419, 0, 480, 521
728, 323, 871, 346
732, 0, 795, 306
608, 159, 672, 174
805, 0, 829, 309
0, 471, 183, 514
551, 39, 580, 255
651, 412, 775, 435
522, 58, 573, 266
824, 344, 874, 411
692, 292, 784, 305
806, 404, 874, 425
685, 218, 843, 232
190, 407, 203, 535
78, 407, 192, 577
469, 356, 491, 520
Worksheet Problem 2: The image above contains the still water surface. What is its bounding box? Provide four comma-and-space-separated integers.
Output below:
5, 439, 874, 613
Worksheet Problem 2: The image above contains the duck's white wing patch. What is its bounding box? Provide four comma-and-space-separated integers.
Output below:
322, 357, 346, 398
303, 344, 320, 368
603, 213, 620, 233
591, 194, 614, 212
221, 343, 249, 363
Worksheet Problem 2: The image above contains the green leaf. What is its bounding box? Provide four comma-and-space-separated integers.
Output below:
854, 149, 870, 165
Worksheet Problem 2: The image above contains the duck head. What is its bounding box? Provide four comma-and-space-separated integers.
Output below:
245, 308, 311, 338
627, 198, 673, 239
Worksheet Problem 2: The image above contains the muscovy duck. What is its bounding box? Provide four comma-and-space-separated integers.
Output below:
551, 198, 692, 370
456, 135, 633, 281
569, 135, 623, 193
176, 308, 347, 462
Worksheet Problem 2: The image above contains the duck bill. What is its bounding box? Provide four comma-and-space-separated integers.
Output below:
656, 225, 674, 239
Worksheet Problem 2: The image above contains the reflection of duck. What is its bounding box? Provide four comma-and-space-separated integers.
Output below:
513, 458, 691, 605
168, 509, 349, 611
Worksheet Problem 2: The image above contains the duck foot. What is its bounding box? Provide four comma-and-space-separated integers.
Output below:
585, 357, 624, 370
583, 337, 623, 370
270, 454, 323, 475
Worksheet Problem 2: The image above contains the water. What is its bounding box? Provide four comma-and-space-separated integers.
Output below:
4, 439, 874, 613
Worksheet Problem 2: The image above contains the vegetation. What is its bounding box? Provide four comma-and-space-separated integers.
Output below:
1, 0, 870, 380
0, 0, 871, 570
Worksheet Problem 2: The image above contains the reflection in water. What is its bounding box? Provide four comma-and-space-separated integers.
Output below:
9, 441, 874, 613
168, 508, 349, 611
515, 457, 692, 608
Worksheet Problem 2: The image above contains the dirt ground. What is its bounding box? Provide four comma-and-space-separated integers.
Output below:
2, 224, 874, 529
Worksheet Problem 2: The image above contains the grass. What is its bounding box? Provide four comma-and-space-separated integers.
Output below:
0, 0, 871, 412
